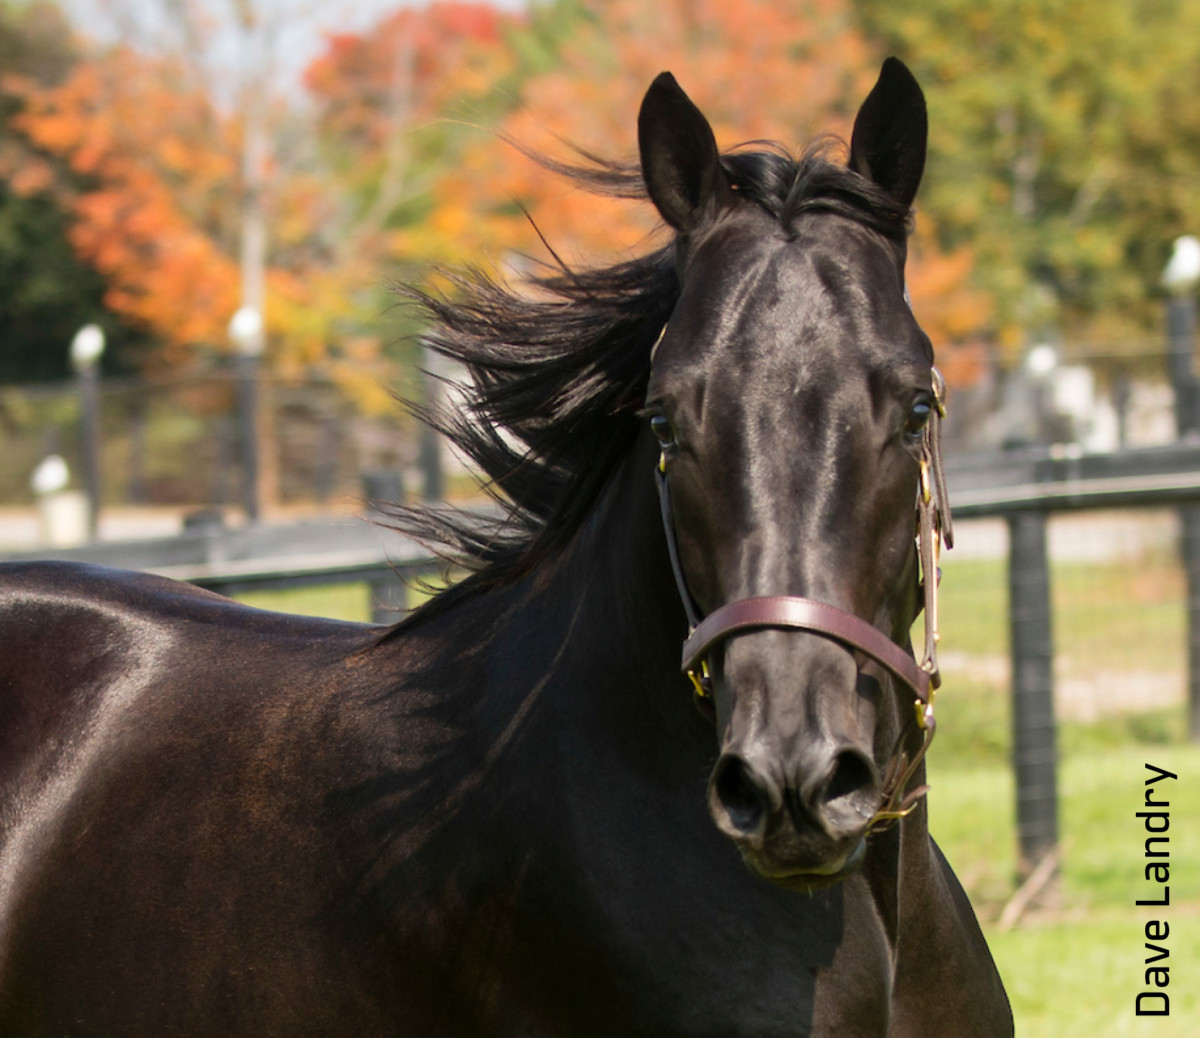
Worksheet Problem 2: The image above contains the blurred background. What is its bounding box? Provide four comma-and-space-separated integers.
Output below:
2, 0, 1199, 1032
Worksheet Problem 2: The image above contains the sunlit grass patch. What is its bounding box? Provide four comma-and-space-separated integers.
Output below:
985, 908, 1200, 1038
231, 582, 373, 622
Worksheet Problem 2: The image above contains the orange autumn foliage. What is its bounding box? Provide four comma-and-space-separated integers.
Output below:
8, 50, 242, 366
410, 0, 874, 267
906, 216, 992, 386
5, 0, 991, 397
407, 0, 990, 383
306, 1, 516, 143
8, 39, 397, 401
305, 0, 520, 264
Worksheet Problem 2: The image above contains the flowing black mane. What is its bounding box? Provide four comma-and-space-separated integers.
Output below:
385, 143, 913, 630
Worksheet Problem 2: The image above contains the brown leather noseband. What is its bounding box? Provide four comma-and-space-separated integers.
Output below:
655, 367, 953, 831
681, 596, 931, 704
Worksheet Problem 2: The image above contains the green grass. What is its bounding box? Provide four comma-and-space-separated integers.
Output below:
1053, 557, 1184, 676
229, 571, 455, 623
936, 556, 1012, 657
928, 679, 1184, 772
935, 550, 1185, 676
986, 910, 1200, 1038
930, 741, 1200, 1036
930, 744, 1200, 912
232, 582, 373, 622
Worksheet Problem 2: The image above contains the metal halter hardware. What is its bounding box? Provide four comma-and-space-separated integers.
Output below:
654, 364, 953, 834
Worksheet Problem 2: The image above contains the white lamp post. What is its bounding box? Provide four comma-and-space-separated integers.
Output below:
70, 324, 106, 370
1163, 235, 1200, 296
70, 324, 105, 539
1025, 342, 1059, 380
228, 306, 264, 522
1023, 341, 1059, 444
228, 305, 265, 359
1163, 236, 1200, 438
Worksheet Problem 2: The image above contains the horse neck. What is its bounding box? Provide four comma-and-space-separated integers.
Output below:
499, 432, 708, 756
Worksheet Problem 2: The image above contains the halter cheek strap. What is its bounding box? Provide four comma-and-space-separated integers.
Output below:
654, 365, 953, 831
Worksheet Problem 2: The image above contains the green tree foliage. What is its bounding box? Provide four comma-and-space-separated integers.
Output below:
0, 185, 113, 382
858, 0, 1200, 354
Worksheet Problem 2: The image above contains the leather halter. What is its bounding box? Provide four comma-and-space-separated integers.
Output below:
654, 365, 953, 832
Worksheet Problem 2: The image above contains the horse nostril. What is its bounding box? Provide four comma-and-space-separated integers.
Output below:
712, 755, 771, 836
811, 748, 878, 830
820, 749, 876, 809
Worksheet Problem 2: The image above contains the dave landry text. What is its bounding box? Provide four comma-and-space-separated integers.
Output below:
1135, 762, 1177, 1018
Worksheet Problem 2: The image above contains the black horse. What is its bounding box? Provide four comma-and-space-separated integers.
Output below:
0, 60, 1011, 1036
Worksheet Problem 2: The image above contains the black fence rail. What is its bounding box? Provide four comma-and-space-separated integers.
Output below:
170, 556, 443, 625
0, 513, 443, 625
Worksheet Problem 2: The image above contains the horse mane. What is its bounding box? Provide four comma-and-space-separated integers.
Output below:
381, 140, 912, 633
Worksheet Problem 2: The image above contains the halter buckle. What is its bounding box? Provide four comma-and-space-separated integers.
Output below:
915, 693, 935, 731
931, 365, 947, 416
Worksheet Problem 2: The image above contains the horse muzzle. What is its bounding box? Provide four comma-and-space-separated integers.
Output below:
706, 733, 880, 888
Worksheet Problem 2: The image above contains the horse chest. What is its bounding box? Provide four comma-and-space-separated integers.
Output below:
435, 760, 896, 1036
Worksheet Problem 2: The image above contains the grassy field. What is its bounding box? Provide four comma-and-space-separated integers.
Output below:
927, 544, 1197, 1033
936, 549, 1185, 676
234, 549, 1199, 1035
928, 742, 1199, 1035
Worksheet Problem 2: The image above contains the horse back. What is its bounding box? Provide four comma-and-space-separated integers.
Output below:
0, 561, 399, 1035
0, 561, 371, 786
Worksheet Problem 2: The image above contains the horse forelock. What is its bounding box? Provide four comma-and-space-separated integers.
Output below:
722, 142, 913, 243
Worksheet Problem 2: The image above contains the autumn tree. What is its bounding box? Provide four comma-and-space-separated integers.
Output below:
6, 9, 376, 406
302, 2, 540, 293
2, 0, 1000, 395
0, 0, 146, 381
407, 0, 989, 373
7, 42, 251, 372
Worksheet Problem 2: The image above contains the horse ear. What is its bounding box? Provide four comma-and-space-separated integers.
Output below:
849, 57, 927, 209
638, 72, 729, 232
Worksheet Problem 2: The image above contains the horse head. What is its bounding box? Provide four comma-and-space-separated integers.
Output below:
640, 60, 941, 889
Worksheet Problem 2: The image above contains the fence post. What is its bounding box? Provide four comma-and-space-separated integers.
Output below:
1165, 287, 1200, 741
235, 351, 261, 522
1007, 508, 1059, 880
369, 574, 407, 625
362, 470, 405, 511
1166, 295, 1200, 436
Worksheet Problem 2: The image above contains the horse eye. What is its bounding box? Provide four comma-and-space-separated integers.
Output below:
650, 415, 675, 446
905, 401, 932, 437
